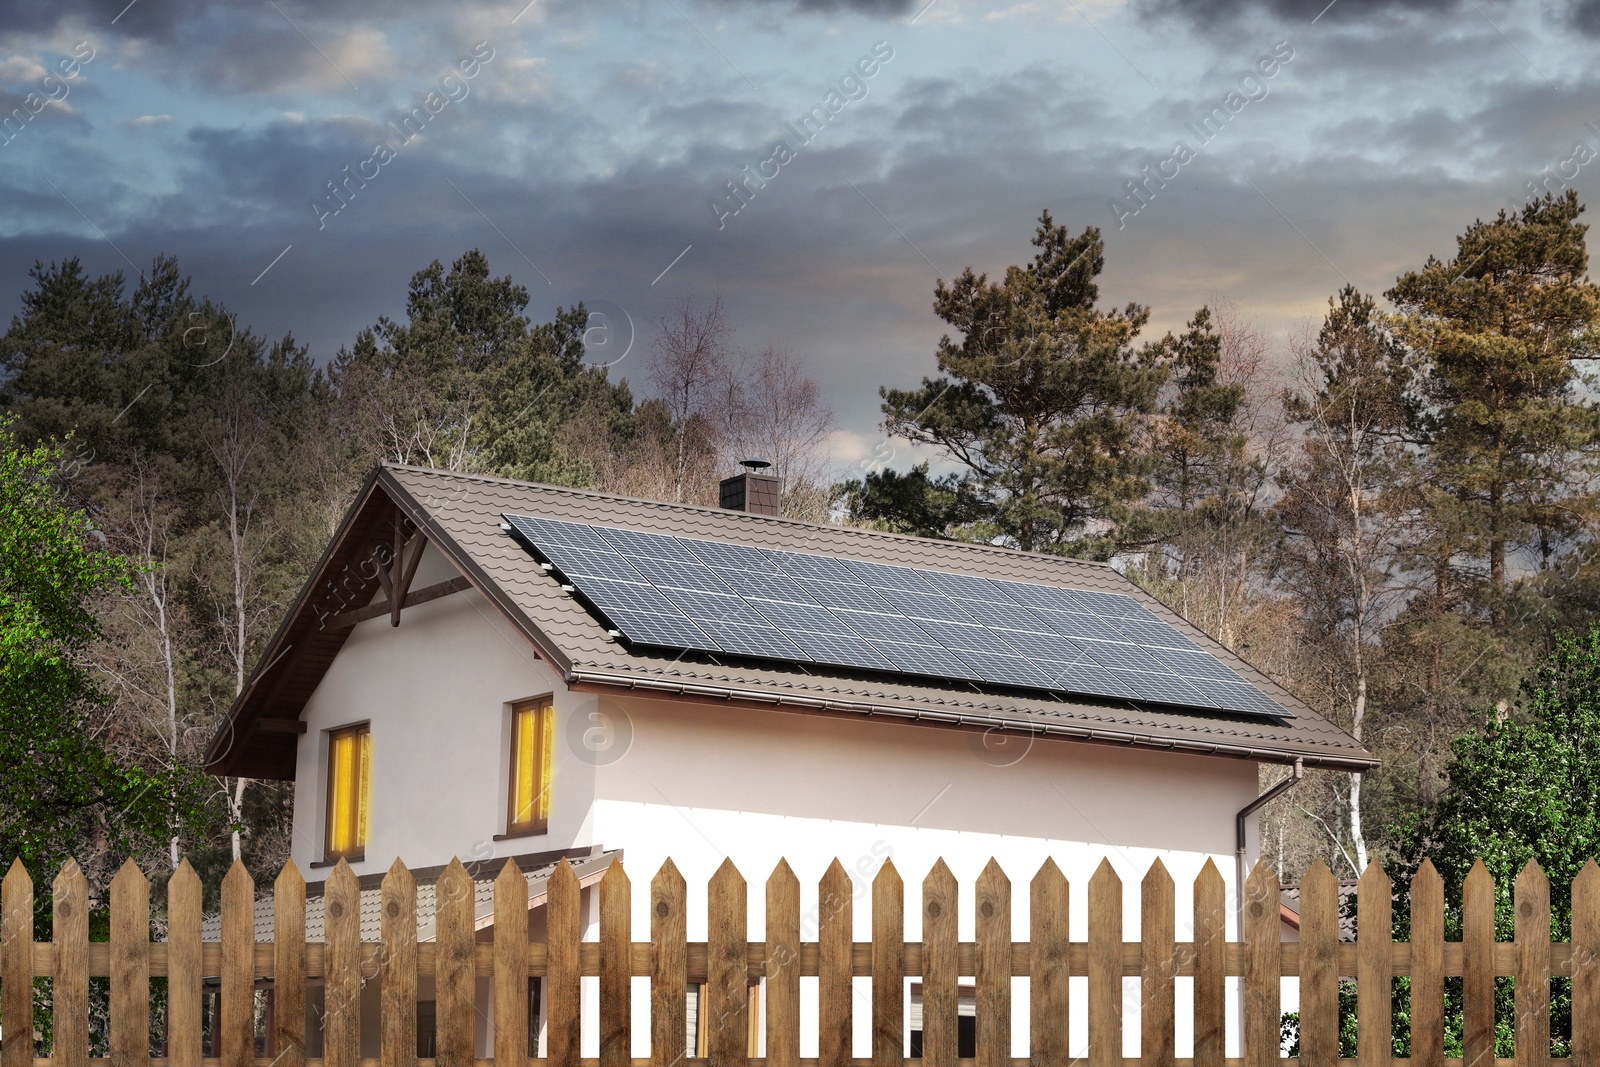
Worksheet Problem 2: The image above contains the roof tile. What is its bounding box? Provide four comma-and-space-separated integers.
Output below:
384, 465, 1374, 770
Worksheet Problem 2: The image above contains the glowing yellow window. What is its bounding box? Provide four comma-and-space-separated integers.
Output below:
508, 698, 553, 834
324, 724, 370, 861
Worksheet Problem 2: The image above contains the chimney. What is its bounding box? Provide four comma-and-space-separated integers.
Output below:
719, 458, 781, 516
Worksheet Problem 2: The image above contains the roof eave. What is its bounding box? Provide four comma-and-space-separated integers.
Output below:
203, 467, 389, 775
563, 668, 1381, 773
204, 466, 577, 779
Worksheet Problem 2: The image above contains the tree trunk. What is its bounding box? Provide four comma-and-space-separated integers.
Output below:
1348, 672, 1369, 873
230, 776, 249, 861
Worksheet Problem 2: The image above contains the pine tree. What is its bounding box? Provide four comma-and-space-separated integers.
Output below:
329, 250, 631, 483
1388, 191, 1600, 597
878, 212, 1165, 555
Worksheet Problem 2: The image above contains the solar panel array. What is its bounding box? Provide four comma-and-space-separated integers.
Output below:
502, 513, 1291, 719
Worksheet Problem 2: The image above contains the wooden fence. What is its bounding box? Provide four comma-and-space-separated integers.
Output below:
1, 852, 1595, 1067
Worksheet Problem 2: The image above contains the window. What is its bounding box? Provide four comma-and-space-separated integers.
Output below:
528, 977, 542, 1055
417, 1000, 436, 1058
507, 698, 554, 835
324, 724, 370, 861
908, 985, 976, 1058
687, 982, 760, 1057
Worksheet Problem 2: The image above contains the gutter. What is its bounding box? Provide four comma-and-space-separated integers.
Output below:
1236, 757, 1304, 879
564, 669, 1378, 773
1233, 756, 1305, 1035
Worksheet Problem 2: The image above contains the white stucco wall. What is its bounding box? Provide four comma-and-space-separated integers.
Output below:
289, 544, 582, 876
583, 692, 1260, 1058
286, 541, 1281, 1059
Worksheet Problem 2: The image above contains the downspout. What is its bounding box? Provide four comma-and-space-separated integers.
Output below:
1235, 757, 1304, 916
1233, 757, 1304, 1049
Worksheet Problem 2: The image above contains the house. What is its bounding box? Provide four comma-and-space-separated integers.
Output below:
204, 462, 1374, 1060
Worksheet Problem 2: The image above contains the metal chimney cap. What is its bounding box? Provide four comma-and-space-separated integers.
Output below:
739, 458, 772, 471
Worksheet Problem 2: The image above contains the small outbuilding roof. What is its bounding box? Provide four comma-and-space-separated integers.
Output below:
199, 846, 620, 941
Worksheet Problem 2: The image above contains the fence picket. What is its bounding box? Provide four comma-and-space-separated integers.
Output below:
167, 861, 202, 1067
1463, 859, 1495, 1067
765, 860, 801, 1067
434, 859, 474, 1067
8, 849, 1599, 1067
274, 861, 307, 1067
1242, 859, 1279, 1067
871, 860, 904, 1067
649, 861, 687, 1067
1356, 862, 1392, 1067
921, 860, 959, 1067
220, 861, 255, 1067
1298, 860, 1338, 1067
52, 861, 89, 1067
324, 861, 360, 1067
1088, 859, 1121, 1067
1192, 860, 1225, 1067
707, 860, 748, 1067
547, 861, 581, 1067
1515, 860, 1551, 1067
976, 859, 1012, 1067
819, 859, 853, 1067
381, 859, 418, 1067
599, 860, 631, 1067
1141, 858, 1175, 1067
1411, 859, 1444, 1067
1574, 861, 1600, 1067
220, 863, 254, 1067
110, 859, 149, 1067
1029, 859, 1069, 1067
494, 858, 531, 1067
2, 860, 32, 1067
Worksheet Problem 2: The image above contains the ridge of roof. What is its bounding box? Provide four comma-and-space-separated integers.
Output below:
380, 462, 1119, 576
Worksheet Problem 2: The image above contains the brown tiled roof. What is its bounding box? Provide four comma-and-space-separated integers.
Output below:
207, 464, 1376, 778
1280, 879, 1361, 939
198, 847, 620, 942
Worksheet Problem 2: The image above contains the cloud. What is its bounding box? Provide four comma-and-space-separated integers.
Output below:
1132, 0, 1452, 25
127, 113, 171, 125
0, 55, 48, 82
201, 23, 397, 92
1133, 0, 1600, 37
706, 0, 918, 12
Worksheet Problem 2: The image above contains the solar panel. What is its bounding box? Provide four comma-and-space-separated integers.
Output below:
841, 558, 936, 593
871, 639, 987, 681
593, 526, 692, 561
766, 549, 859, 584
502, 513, 1292, 720
777, 628, 899, 672
801, 579, 896, 613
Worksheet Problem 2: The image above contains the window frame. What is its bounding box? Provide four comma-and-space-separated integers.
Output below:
504, 696, 554, 837
323, 722, 371, 863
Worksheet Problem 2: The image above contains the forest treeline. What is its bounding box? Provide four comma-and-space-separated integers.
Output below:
4, 193, 1599, 895
0, 249, 837, 893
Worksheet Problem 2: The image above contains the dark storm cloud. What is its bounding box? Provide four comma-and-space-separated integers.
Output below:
2, 50, 1587, 438
1135, 0, 1452, 21
0, 0, 498, 36
705, 0, 915, 12
1137, 0, 1600, 37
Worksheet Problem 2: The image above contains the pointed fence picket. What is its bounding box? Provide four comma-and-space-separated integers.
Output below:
5, 854, 1600, 1065
52, 862, 89, 1067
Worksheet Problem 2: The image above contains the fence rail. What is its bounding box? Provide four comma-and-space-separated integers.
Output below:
2, 853, 1596, 1067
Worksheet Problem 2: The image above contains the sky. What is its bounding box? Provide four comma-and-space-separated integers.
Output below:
3, 0, 1599, 475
